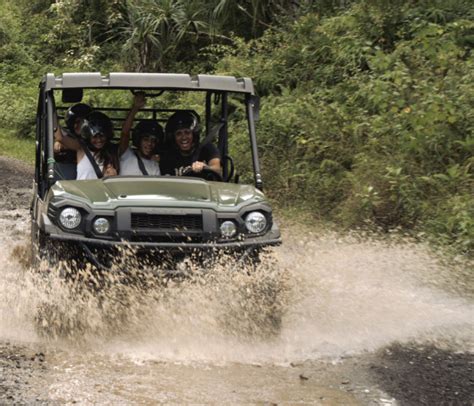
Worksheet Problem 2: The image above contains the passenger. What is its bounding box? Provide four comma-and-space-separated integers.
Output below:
119, 93, 162, 176
54, 103, 92, 164
55, 111, 119, 179
160, 111, 221, 177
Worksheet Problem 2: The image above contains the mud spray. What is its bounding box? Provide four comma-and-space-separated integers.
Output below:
1, 211, 472, 364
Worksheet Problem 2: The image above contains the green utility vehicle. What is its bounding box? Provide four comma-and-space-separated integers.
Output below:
31, 73, 281, 270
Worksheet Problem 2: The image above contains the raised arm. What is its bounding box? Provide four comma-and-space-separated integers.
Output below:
119, 92, 146, 156
54, 111, 81, 151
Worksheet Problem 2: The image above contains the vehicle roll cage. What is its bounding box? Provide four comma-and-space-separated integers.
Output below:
37, 73, 263, 194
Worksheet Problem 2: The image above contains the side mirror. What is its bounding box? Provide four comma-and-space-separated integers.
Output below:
62, 88, 83, 103
249, 95, 260, 122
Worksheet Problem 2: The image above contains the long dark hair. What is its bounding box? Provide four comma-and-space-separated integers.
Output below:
93, 142, 120, 174
81, 111, 120, 174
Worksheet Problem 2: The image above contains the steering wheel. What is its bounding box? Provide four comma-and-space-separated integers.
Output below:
182, 166, 223, 182
222, 155, 235, 182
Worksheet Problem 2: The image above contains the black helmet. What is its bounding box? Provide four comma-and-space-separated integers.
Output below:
80, 111, 114, 141
165, 111, 199, 137
65, 103, 92, 133
132, 120, 164, 148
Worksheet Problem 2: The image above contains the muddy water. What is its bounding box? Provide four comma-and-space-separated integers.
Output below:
0, 160, 472, 404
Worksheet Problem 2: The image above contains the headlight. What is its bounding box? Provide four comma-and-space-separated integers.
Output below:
220, 220, 237, 238
59, 207, 82, 229
245, 211, 267, 234
93, 217, 110, 234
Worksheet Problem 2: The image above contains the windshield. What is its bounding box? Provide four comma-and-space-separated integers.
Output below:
50, 88, 257, 185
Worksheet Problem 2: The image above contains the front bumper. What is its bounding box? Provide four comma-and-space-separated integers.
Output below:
46, 228, 281, 272
47, 228, 281, 250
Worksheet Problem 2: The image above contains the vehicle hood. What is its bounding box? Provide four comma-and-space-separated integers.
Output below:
49, 177, 266, 209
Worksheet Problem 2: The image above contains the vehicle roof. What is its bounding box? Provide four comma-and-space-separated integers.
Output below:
42, 72, 255, 94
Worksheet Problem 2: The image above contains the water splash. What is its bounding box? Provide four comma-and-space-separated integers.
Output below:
0, 214, 472, 365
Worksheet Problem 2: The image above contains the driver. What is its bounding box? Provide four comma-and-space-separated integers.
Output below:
160, 111, 221, 177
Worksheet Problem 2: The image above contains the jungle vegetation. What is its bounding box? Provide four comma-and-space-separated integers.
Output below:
0, 0, 472, 255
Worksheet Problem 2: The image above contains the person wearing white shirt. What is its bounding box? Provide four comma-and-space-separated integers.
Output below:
119, 93, 162, 176
55, 110, 119, 180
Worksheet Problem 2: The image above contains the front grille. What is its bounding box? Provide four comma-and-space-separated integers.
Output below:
129, 235, 203, 243
131, 213, 203, 231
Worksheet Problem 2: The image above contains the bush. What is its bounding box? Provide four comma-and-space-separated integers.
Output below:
217, 1, 474, 253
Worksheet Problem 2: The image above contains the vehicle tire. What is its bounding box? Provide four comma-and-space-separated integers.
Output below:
226, 247, 262, 273
30, 221, 50, 270
30, 221, 70, 272
218, 249, 286, 338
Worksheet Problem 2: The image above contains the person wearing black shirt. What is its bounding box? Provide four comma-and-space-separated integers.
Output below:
160, 111, 221, 178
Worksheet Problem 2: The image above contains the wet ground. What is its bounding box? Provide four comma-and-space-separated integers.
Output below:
0, 156, 473, 405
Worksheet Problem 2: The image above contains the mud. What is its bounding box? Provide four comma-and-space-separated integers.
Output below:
0, 156, 32, 209
370, 343, 474, 405
0, 155, 473, 405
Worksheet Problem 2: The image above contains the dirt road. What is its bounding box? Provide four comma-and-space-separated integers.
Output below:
0, 156, 472, 405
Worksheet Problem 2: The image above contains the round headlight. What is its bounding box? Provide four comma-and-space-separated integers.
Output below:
93, 217, 110, 235
220, 220, 237, 238
245, 211, 267, 234
59, 207, 82, 229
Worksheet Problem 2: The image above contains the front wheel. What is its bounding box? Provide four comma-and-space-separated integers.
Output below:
30, 222, 72, 271
30, 221, 49, 269
219, 249, 286, 338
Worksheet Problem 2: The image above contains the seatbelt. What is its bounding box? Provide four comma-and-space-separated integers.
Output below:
133, 150, 149, 175
80, 140, 104, 179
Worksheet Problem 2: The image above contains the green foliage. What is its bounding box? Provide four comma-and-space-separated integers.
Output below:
111, 0, 213, 72
0, 2, 39, 138
217, 0, 474, 254
426, 194, 474, 254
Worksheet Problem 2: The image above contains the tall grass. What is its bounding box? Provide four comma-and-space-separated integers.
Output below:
0, 130, 34, 164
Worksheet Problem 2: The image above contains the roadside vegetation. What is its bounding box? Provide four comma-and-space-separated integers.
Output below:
0, 0, 472, 255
